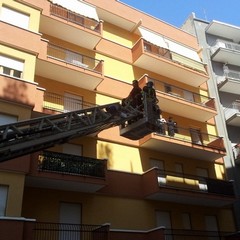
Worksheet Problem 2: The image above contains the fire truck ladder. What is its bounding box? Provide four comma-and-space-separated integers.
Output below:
0, 102, 141, 162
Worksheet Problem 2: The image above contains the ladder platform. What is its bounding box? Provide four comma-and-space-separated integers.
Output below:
120, 117, 157, 140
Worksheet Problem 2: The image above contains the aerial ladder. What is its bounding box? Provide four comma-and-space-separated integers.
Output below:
0, 92, 160, 162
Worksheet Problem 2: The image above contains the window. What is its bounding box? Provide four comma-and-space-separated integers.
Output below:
64, 92, 83, 112
0, 6, 30, 29
0, 113, 18, 125
0, 55, 24, 79
156, 211, 173, 240
197, 168, 208, 191
190, 128, 203, 145
59, 202, 81, 240
182, 213, 191, 229
0, 185, 8, 216
150, 159, 166, 185
62, 143, 82, 156
175, 163, 183, 174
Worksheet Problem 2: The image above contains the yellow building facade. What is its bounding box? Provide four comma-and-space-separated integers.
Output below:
0, 0, 237, 239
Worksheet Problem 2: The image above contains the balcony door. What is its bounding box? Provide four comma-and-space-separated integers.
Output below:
156, 211, 172, 240
59, 202, 82, 240
190, 128, 203, 145
205, 215, 219, 240
64, 92, 83, 112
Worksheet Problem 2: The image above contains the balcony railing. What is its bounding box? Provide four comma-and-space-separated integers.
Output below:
155, 124, 225, 151
38, 151, 107, 178
33, 222, 235, 240
149, 77, 215, 109
43, 92, 97, 113
143, 40, 206, 74
156, 169, 235, 196
47, 43, 103, 73
34, 222, 109, 240
164, 229, 234, 240
50, 3, 101, 33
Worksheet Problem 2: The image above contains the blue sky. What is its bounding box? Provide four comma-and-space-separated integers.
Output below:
120, 0, 240, 28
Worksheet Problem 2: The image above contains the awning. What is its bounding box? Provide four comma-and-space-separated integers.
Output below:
138, 27, 169, 49
51, 0, 99, 21
138, 27, 201, 62
165, 39, 201, 62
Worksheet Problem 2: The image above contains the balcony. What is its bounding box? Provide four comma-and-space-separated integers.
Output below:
132, 39, 208, 87
34, 222, 109, 240
143, 168, 235, 207
36, 43, 104, 90
139, 125, 226, 161
26, 151, 107, 192
210, 40, 240, 66
217, 69, 240, 95
42, 92, 94, 114
1, 218, 237, 240
224, 101, 240, 126
139, 75, 217, 122
40, 3, 102, 49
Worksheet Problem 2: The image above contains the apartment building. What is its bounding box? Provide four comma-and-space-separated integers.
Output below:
0, 0, 238, 239
182, 13, 240, 232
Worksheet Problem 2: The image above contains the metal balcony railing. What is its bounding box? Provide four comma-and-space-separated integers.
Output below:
164, 229, 234, 240
38, 151, 107, 178
155, 125, 225, 151
148, 77, 215, 109
157, 169, 235, 196
47, 43, 103, 73
50, 3, 101, 33
34, 222, 109, 240
43, 92, 97, 113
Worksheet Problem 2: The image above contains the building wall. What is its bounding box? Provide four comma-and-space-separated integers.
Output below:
0, 0, 237, 236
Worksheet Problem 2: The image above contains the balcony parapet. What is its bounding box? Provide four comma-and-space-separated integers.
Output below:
47, 43, 103, 74
211, 39, 240, 54
38, 151, 107, 178
155, 125, 225, 152
133, 39, 207, 75
154, 169, 235, 196
146, 76, 216, 110
225, 101, 240, 118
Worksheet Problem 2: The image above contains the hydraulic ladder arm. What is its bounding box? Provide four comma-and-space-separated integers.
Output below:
0, 102, 144, 162
0, 94, 160, 162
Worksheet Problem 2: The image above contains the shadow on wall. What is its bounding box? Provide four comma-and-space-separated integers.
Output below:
1, 76, 35, 107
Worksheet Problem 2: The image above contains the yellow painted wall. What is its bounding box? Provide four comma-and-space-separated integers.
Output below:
2, 0, 41, 32
103, 22, 137, 48
36, 76, 96, 104
0, 172, 25, 217
1, 45, 36, 82
96, 54, 135, 82
97, 140, 143, 173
